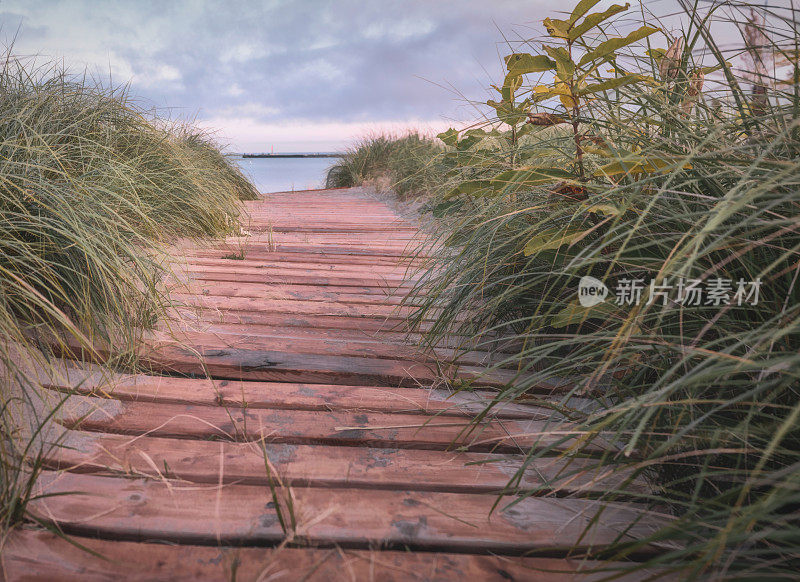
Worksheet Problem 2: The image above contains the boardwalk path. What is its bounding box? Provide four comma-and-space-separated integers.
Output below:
4, 188, 661, 580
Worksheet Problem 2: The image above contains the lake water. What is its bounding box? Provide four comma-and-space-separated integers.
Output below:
232, 155, 338, 194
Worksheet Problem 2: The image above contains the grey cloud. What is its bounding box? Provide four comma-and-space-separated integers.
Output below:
2, 1, 547, 120
1, 0, 704, 147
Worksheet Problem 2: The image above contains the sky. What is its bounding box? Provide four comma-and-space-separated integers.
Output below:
0, 0, 783, 152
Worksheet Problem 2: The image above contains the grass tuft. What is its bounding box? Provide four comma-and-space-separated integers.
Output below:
0, 52, 256, 534
325, 132, 443, 199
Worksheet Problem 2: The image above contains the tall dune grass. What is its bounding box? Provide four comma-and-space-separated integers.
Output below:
325, 132, 443, 199
0, 53, 257, 533
398, 1, 800, 578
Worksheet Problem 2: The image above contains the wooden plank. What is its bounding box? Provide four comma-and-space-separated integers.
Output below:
229, 234, 420, 245
250, 226, 420, 233
168, 294, 421, 320
166, 318, 425, 344
170, 306, 418, 333
184, 248, 420, 265
58, 397, 610, 454
144, 344, 439, 387
175, 321, 487, 351
180, 264, 416, 283
53, 327, 572, 391
139, 329, 505, 368
54, 334, 440, 387
47, 325, 565, 397
182, 257, 414, 275
182, 269, 412, 292
178, 282, 408, 304
5, 529, 653, 582
180, 258, 416, 277
207, 243, 416, 258
177, 280, 412, 301
184, 251, 421, 269
45, 371, 557, 420
47, 432, 645, 495
29, 471, 667, 553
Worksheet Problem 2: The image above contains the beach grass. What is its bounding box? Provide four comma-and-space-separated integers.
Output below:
366, 1, 800, 578
0, 52, 257, 535
325, 132, 443, 199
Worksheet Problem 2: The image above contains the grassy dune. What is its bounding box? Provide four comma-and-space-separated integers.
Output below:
325, 132, 442, 199
331, 2, 800, 578
0, 54, 258, 533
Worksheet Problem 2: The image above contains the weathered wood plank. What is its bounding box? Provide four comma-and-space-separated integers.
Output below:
29, 471, 667, 553
46, 432, 645, 495
183, 249, 421, 267
5, 529, 652, 582
45, 371, 558, 420
170, 320, 488, 351
183, 257, 414, 276
182, 269, 417, 288
59, 398, 607, 454
139, 328, 506, 369
177, 280, 412, 304
169, 294, 421, 320
172, 306, 417, 333
180, 260, 417, 279
53, 327, 571, 391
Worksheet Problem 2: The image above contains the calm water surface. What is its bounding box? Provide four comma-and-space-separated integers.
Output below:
232, 156, 337, 194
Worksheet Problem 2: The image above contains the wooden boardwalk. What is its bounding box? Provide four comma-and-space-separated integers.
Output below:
4, 188, 663, 581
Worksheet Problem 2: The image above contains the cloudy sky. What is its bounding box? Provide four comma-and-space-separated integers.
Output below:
0, 0, 773, 152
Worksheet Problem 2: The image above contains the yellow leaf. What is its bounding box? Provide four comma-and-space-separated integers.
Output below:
583, 145, 612, 157
559, 93, 577, 109
581, 203, 622, 216
543, 17, 570, 39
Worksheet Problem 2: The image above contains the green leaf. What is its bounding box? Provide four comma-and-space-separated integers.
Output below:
577, 25, 659, 67
492, 166, 577, 191
455, 135, 482, 151
487, 99, 529, 127
448, 166, 577, 199
569, 0, 603, 24
543, 45, 575, 82
437, 128, 459, 147
500, 72, 523, 101
452, 128, 501, 151
505, 53, 556, 76
463, 128, 501, 138
543, 17, 570, 39
550, 300, 619, 328
578, 73, 651, 95
523, 226, 587, 256
569, 3, 630, 40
